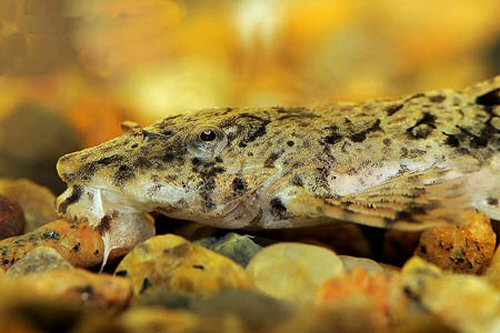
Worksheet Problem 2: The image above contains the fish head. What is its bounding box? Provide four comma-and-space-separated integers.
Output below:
56, 108, 280, 228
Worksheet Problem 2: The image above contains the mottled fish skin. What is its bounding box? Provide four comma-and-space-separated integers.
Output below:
55, 77, 500, 252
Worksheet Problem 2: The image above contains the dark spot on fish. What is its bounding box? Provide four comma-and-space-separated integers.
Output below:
41, 230, 60, 240
395, 205, 427, 222
131, 143, 139, 148
385, 104, 404, 116
140, 278, 153, 294
94, 249, 100, 256
406, 112, 436, 139
236, 114, 271, 147
287, 140, 295, 147
406, 93, 426, 101
215, 156, 223, 163
476, 88, 500, 106
419, 245, 427, 255
443, 132, 460, 147
231, 177, 247, 194
135, 156, 153, 168
383, 138, 392, 146
270, 197, 290, 220
291, 175, 303, 187
114, 165, 135, 185
429, 95, 446, 103
264, 150, 283, 168
487, 197, 498, 205
115, 270, 128, 277
95, 154, 123, 166
350, 119, 382, 142
58, 185, 83, 214
96, 214, 112, 234
142, 130, 166, 140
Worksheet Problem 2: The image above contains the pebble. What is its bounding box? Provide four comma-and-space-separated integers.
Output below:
0, 178, 59, 232
401, 257, 500, 333
414, 210, 496, 274
246, 242, 345, 303
0, 219, 107, 270
119, 307, 246, 333
190, 290, 294, 331
316, 268, 406, 326
6, 246, 73, 277
0, 194, 26, 240
115, 234, 251, 298
275, 298, 383, 333
0, 268, 132, 311
196, 232, 262, 267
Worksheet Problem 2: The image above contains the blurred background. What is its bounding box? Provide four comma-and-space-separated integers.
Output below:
0, 0, 499, 193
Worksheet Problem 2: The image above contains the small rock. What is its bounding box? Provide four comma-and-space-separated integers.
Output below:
317, 268, 406, 326
0, 178, 59, 232
401, 257, 500, 333
0, 194, 25, 240
246, 242, 345, 303
0, 219, 107, 270
415, 210, 496, 274
274, 298, 383, 333
191, 290, 294, 331
119, 307, 246, 333
115, 234, 251, 298
196, 232, 262, 267
1, 268, 132, 311
6, 246, 73, 277
339, 255, 384, 273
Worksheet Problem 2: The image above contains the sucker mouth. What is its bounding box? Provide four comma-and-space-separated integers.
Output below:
56, 185, 145, 227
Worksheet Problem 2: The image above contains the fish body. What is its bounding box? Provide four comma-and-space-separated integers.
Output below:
56, 77, 500, 257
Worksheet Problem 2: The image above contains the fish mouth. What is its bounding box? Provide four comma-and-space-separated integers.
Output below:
56, 185, 145, 227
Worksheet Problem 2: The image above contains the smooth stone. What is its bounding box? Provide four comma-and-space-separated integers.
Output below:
196, 232, 262, 267
339, 255, 384, 273
0, 194, 25, 240
0, 178, 58, 232
401, 257, 500, 333
275, 297, 383, 333
190, 290, 294, 331
119, 307, 246, 333
246, 242, 345, 303
6, 246, 73, 277
115, 234, 251, 297
0, 268, 132, 311
414, 210, 496, 274
317, 267, 407, 326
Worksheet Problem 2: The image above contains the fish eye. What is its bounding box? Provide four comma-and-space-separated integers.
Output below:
187, 126, 228, 158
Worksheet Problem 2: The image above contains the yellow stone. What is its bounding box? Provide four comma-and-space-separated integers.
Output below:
246, 242, 345, 303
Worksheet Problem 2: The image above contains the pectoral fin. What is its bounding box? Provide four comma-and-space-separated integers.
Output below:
284, 166, 496, 230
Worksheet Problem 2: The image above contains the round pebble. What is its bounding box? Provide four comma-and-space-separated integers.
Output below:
246, 242, 345, 303
0, 194, 25, 240
115, 234, 251, 297
196, 232, 262, 267
415, 210, 496, 274
6, 246, 73, 277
